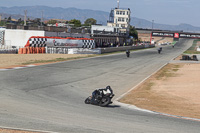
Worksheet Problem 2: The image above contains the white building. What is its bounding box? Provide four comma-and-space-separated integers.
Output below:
91, 0, 131, 36
0, 29, 90, 48
107, 7, 131, 35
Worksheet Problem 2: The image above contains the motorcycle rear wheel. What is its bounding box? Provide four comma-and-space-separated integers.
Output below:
99, 97, 111, 107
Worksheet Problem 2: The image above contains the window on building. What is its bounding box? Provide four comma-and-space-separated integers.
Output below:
123, 11, 125, 15
116, 11, 119, 15
121, 24, 125, 27
118, 18, 121, 21
127, 11, 129, 15
126, 18, 129, 22
122, 18, 125, 22
116, 24, 119, 27
120, 11, 122, 15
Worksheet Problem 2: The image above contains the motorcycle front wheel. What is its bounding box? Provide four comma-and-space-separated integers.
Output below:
99, 97, 111, 107
85, 96, 91, 104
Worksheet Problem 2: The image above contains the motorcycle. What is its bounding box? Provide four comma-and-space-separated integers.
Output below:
126, 50, 130, 57
85, 87, 114, 107
158, 47, 162, 54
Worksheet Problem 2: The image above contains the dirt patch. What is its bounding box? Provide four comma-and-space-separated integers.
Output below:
0, 54, 91, 69
120, 63, 200, 119
0, 128, 42, 133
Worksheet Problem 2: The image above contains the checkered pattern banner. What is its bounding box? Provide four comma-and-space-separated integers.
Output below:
29, 38, 47, 47
0, 30, 4, 45
26, 37, 96, 49
82, 40, 95, 48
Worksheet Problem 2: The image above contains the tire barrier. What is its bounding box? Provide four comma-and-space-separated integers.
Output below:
18, 47, 46, 54
181, 55, 198, 61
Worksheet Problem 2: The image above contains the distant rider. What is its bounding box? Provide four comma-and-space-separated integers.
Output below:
126, 50, 130, 57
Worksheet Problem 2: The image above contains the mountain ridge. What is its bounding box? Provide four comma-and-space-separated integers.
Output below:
0, 6, 200, 32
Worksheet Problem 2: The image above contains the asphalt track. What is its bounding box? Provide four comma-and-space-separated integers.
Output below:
0, 39, 200, 133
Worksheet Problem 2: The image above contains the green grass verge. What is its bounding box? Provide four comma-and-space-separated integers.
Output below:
172, 41, 177, 45
155, 64, 181, 80
184, 39, 200, 54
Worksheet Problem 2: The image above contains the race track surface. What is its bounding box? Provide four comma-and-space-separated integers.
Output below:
0, 39, 200, 133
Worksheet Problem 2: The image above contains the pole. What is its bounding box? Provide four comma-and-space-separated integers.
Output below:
24, 10, 27, 26
41, 10, 43, 26
117, 0, 120, 9
150, 20, 154, 45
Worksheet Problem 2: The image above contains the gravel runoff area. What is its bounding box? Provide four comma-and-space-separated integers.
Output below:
1, 54, 200, 132
120, 61, 200, 119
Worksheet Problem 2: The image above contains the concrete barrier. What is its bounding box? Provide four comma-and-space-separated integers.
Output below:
100, 44, 155, 54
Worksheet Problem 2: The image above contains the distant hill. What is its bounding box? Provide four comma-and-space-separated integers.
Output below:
0, 6, 200, 32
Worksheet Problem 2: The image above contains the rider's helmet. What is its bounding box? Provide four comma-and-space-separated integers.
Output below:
106, 86, 111, 89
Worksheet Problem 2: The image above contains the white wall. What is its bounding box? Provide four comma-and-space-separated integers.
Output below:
4, 29, 45, 48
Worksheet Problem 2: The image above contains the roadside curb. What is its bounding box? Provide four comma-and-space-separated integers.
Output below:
0, 65, 36, 71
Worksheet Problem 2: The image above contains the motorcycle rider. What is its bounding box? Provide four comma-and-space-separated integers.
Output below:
91, 86, 112, 105
126, 50, 130, 57
158, 47, 162, 54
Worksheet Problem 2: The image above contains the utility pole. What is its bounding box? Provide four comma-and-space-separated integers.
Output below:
117, 0, 120, 9
41, 10, 43, 26
152, 20, 154, 30
24, 10, 27, 26
150, 20, 154, 45
0, 14, 2, 22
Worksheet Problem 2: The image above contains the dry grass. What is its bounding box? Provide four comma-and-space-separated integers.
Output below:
0, 128, 42, 133
0, 54, 93, 68
120, 63, 200, 119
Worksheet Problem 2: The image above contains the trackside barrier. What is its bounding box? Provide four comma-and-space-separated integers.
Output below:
45, 47, 101, 54
18, 44, 155, 54
46, 47, 69, 54
100, 44, 155, 54
18, 47, 46, 54
0, 49, 18, 54
44, 45, 155, 54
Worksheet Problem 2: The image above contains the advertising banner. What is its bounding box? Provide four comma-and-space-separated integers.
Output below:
46, 38, 83, 47
26, 36, 95, 49
152, 32, 174, 37
179, 33, 200, 39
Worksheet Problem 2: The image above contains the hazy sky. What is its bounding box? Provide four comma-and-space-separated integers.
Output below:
0, 0, 200, 27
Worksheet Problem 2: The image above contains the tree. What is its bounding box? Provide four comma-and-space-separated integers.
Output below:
46, 19, 57, 25
69, 19, 81, 27
129, 26, 138, 40
84, 18, 96, 26
8, 16, 11, 21
33, 18, 41, 25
